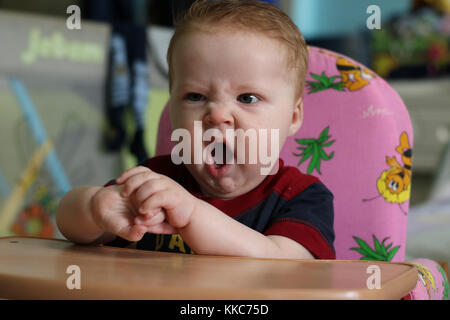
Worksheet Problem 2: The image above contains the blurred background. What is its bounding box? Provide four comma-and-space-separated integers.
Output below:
0, 0, 449, 260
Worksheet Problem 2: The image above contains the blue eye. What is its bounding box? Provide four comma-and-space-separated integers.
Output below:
238, 94, 260, 104
186, 93, 205, 102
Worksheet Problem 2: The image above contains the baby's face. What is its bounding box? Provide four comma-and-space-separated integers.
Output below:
169, 27, 302, 199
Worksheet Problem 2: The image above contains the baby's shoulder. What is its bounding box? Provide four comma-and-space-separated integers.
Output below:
270, 164, 323, 201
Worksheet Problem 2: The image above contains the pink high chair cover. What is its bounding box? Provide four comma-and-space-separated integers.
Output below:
155, 46, 449, 299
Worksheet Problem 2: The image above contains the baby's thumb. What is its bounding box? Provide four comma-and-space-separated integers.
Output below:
122, 225, 147, 242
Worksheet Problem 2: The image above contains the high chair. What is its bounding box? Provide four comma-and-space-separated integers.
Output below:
154, 46, 449, 300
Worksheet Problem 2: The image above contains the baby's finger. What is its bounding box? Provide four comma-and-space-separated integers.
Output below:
116, 224, 148, 242
116, 166, 154, 184
139, 191, 169, 215
133, 179, 167, 207
135, 209, 166, 226
121, 171, 161, 197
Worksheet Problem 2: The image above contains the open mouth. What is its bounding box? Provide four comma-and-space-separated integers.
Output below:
211, 141, 234, 168
205, 140, 234, 177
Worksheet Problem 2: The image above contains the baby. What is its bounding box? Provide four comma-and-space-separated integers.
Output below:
56, 0, 335, 259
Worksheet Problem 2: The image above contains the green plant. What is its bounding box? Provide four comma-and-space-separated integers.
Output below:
293, 126, 335, 175
350, 235, 400, 261
307, 72, 344, 93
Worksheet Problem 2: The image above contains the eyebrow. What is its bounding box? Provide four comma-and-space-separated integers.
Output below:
174, 78, 273, 95
174, 81, 209, 92
235, 84, 262, 91
233, 82, 272, 95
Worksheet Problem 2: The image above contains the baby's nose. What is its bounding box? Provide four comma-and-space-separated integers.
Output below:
204, 105, 234, 128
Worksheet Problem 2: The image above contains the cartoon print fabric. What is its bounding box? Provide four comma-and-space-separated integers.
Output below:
280, 47, 450, 299
279, 46, 413, 263
363, 132, 412, 215
376, 132, 412, 206
350, 235, 400, 261
407, 259, 449, 300
293, 126, 335, 175
306, 49, 375, 94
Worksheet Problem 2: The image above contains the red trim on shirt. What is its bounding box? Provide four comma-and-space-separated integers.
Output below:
264, 220, 335, 259
272, 167, 321, 201
187, 159, 321, 217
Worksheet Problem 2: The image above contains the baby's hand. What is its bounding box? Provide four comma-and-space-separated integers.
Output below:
90, 184, 148, 242
116, 166, 198, 234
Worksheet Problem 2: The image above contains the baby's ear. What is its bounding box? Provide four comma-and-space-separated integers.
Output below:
288, 97, 303, 136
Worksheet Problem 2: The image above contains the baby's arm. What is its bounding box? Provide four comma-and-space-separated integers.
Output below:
177, 200, 314, 259
56, 186, 114, 244
119, 166, 314, 259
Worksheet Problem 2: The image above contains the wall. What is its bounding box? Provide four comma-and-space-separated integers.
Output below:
291, 0, 411, 39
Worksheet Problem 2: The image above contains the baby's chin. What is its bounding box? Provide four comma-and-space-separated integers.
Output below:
199, 177, 243, 200
186, 163, 264, 200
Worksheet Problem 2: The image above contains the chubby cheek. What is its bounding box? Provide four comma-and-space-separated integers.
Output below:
246, 124, 289, 162
274, 116, 296, 151
277, 125, 292, 151
170, 107, 196, 130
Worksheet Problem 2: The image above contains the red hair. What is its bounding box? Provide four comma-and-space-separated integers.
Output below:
167, 0, 308, 99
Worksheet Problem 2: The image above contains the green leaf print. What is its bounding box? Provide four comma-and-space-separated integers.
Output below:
307, 72, 345, 93
350, 235, 400, 261
293, 127, 335, 175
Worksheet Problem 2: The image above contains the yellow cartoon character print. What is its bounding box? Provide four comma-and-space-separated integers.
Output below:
411, 262, 437, 299
378, 132, 412, 203
364, 132, 412, 215
307, 49, 375, 94
336, 56, 375, 91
